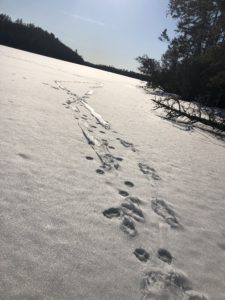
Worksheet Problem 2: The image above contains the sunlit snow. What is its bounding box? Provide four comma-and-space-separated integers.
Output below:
0, 45, 225, 300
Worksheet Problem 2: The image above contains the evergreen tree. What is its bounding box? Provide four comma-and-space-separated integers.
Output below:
137, 0, 225, 108
0, 14, 84, 64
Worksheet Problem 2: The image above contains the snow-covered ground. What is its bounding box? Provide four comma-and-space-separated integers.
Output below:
0, 45, 225, 300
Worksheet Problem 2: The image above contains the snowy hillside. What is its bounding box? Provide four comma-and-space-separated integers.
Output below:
0, 45, 225, 300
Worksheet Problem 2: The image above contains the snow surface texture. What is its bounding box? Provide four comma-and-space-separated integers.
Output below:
0, 45, 225, 300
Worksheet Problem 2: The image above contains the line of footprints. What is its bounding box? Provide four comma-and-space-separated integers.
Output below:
84, 131, 207, 299
56, 80, 208, 300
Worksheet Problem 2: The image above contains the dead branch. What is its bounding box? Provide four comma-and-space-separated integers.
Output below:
152, 97, 225, 131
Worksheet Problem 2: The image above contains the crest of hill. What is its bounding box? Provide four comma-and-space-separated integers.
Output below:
0, 13, 147, 81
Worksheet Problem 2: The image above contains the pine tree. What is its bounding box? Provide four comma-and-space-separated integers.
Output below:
137, 0, 225, 108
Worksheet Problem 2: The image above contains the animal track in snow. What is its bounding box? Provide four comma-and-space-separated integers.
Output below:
119, 138, 136, 152
56, 80, 207, 300
157, 248, 173, 264
51, 86, 59, 90
17, 153, 30, 160
138, 162, 160, 180
141, 268, 192, 299
134, 248, 150, 262
101, 138, 108, 144
96, 169, 105, 175
124, 181, 134, 187
54, 81, 118, 172
103, 207, 121, 218
115, 157, 123, 162
85, 156, 94, 160
151, 199, 180, 228
120, 139, 132, 147
100, 154, 120, 171
79, 123, 119, 171
65, 89, 117, 173
127, 196, 143, 205
119, 190, 129, 197
102, 210, 137, 237
121, 216, 137, 237
102, 196, 144, 237
121, 201, 144, 222
66, 99, 73, 104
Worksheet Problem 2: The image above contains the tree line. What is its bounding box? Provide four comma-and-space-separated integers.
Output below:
0, 14, 84, 64
137, 0, 225, 109
0, 14, 147, 81
85, 61, 149, 81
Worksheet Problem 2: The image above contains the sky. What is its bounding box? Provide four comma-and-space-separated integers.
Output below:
1, 0, 177, 71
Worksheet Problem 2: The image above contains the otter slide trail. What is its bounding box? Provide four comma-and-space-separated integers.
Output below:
0, 45, 225, 300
